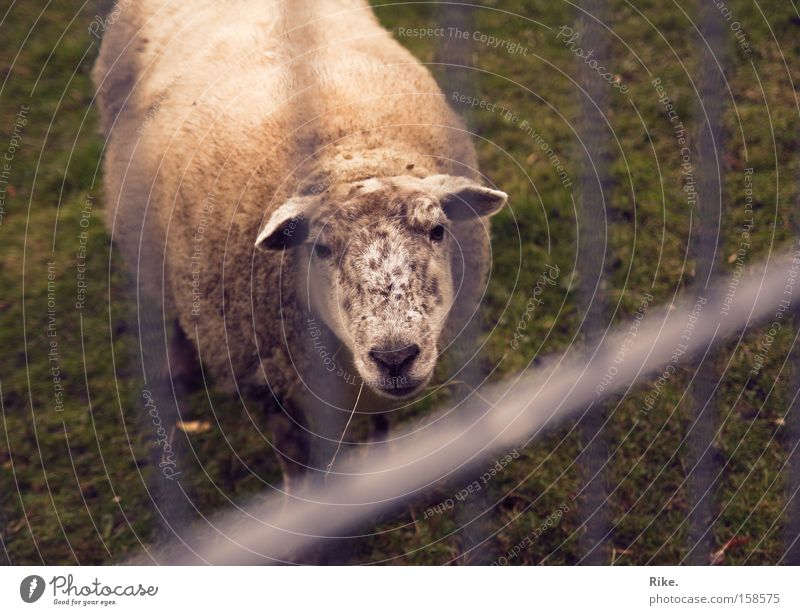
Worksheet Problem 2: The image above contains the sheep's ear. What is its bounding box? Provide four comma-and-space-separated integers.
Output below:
255, 198, 312, 251
425, 175, 508, 220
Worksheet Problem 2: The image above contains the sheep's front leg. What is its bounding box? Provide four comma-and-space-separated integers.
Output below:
169, 318, 202, 392
265, 401, 312, 495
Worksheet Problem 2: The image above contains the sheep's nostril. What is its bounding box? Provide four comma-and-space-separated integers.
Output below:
368, 343, 420, 375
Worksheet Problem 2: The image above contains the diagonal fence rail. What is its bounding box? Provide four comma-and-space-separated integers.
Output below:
131, 248, 800, 564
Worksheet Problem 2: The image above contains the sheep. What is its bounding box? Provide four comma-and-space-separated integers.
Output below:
93, 0, 507, 490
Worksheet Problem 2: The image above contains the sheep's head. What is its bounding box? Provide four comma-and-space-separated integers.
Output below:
255, 175, 507, 399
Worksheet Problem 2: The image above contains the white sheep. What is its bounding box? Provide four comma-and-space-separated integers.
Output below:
93, 0, 507, 489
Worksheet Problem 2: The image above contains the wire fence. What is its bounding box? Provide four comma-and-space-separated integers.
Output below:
3, 0, 799, 568
134, 249, 800, 564
126, 3, 800, 559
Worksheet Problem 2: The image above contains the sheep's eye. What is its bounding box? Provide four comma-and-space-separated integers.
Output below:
313, 244, 332, 259
429, 224, 446, 242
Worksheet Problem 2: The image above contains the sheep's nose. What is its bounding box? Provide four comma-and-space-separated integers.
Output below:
369, 343, 420, 375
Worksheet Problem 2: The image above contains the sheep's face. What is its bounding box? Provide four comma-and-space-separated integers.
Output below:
256, 175, 507, 399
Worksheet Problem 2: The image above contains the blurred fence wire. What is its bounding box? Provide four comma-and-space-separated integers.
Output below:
133, 248, 800, 564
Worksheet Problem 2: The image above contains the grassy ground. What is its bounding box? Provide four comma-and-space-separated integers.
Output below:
1, 0, 799, 564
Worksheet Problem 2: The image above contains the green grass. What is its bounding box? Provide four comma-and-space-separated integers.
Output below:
1, 0, 799, 564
